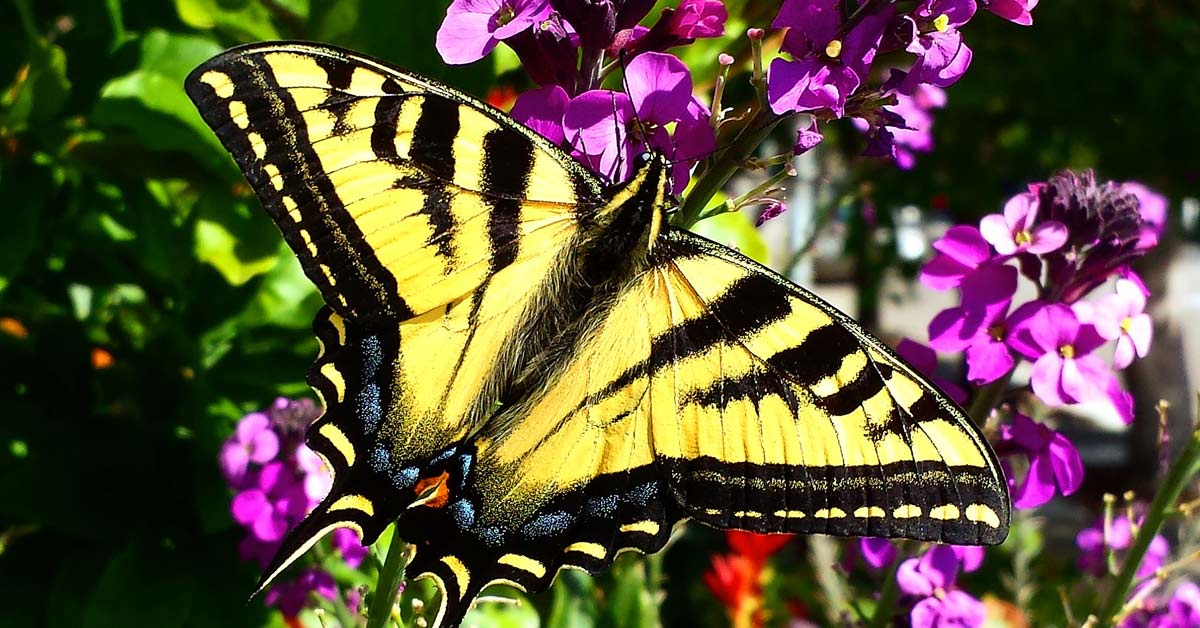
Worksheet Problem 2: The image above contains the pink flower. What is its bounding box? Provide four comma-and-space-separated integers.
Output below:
510, 84, 570, 143
669, 0, 727, 39
1123, 181, 1168, 251
897, 338, 967, 403
996, 413, 1084, 509
1092, 278, 1153, 369
927, 265, 1019, 385
219, 412, 280, 488
1007, 303, 1112, 406
980, 0, 1038, 26
919, 225, 994, 291
436, 0, 550, 65
1077, 512, 1170, 580
979, 192, 1068, 256
231, 462, 309, 543
332, 527, 369, 568
296, 444, 333, 506
858, 538, 897, 570
266, 568, 337, 618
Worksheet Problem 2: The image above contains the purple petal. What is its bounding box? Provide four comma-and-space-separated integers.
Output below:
928, 306, 973, 352
1113, 335, 1135, 369
919, 254, 973, 291
511, 85, 570, 144
767, 57, 827, 115
965, 339, 1014, 385
1012, 445, 1057, 508
1027, 221, 1069, 254
1030, 353, 1068, 406
979, 213, 1017, 254
773, 0, 840, 55
1063, 355, 1111, 404
960, 263, 1018, 309
932, 225, 991, 266
220, 442, 252, 485
252, 508, 291, 542
1002, 192, 1038, 230
1036, 304, 1081, 354
909, 597, 943, 628
670, 0, 727, 39
492, 0, 548, 39
1004, 300, 1049, 358
1128, 314, 1152, 357
841, 12, 890, 78
563, 90, 637, 183
998, 412, 1047, 452
1048, 431, 1084, 496
1074, 323, 1107, 355
897, 338, 938, 372
436, 10, 501, 65
920, 545, 960, 590
231, 489, 270, 526
235, 412, 271, 443
985, 0, 1037, 26
248, 428, 280, 464
897, 557, 934, 596
1107, 379, 1135, 424
942, 590, 987, 625
626, 52, 692, 123
859, 537, 897, 569
952, 545, 985, 572
794, 120, 824, 155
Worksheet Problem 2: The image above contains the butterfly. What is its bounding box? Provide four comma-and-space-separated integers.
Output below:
186, 41, 1010, 627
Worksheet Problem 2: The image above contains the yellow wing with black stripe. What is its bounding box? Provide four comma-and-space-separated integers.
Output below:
185, 41, 603, 324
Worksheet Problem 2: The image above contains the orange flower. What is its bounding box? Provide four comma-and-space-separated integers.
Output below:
91, 347, 114, 369
704, 531, 794, 628
0, 316, 29, 339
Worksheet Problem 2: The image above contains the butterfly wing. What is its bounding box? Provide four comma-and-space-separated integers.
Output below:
185, 41, 602, 324
404, 227, 1008, 626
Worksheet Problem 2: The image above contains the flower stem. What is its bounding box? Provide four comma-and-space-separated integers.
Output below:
698, 163, 795, 222
966, 370, 1013, 426
1092, 398, 1200, 628
674, 111, 788, 229
864, 549, 906, 628
365, 526, 411, 628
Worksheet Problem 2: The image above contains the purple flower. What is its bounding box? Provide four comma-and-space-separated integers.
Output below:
506, 11, 580, 87
898, 545, 960, 596
1162, 582, 1200, 627
897, 338, 967, 404
1092, 278, 1153, 369
265, 568, 337, 618
793, 120, 825, 155
952, 545, 985, 573
669, 0, 727, 38
980, 0, 1038, 26
911, 590, 987, 628
852, 85, 946, 169
979, 192, 1068, 256
1077, 513, 1171, 581
995, 413, 1084, 508
436, 0, 550, 65
755, 201, 787, 227
219, 412, 279, 488
898, 545, 987, 628
919, 225, 994, 291
927, 265, 1018, 385
548, 0, 615, 49
296, 443, 333, 506
332, 527, 369, 568
1008, 303, 1113, 406
767, 2, 890, 116
893, 2, 976, 95
231, 461, 309, 542
1123, 181, 1168, 251
511, 85, 570, 143
562, 52, 713, 192
858, 538, 897, 570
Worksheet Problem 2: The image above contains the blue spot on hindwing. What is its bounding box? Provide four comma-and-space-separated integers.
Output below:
626, 482, 657, 506
358, 382, 381, 431
361, 334, 382, 378
430, 447, 456, 464
391, 466, 419, 490
370, 446, 392, 473
586, 495, 619, 518
448, 500, 475, 529
522, 511, 573, 538
478, 526, 504, 547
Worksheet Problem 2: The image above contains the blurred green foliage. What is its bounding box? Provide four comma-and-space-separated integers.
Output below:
0, 1, 1197, 627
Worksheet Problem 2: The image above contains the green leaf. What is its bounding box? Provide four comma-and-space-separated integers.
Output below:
92, 30, 230, 175
83, 542, 196, 628
239, 246, 322, 329
599, 558, 659, 628
689, 210, 769, 265
0, 41, 71, 130
0, 159, 52, 296
545, 571, 597, 628
175, 0, 282, 40
193, 192, 282, 286
464, 586, 541, 628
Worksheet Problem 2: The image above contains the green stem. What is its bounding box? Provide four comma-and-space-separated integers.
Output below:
1092, 401, 1200, 628
697, 163, 794, 222
966, 370, 1013, 426
864, 550, 905, 628
366, 526, 411, 628
673, 111, 789, 229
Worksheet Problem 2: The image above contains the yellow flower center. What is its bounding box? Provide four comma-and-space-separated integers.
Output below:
1121, 316, 1134, 333
933, 14, 951, 32
496, 4, 515, 27
1059, 344, 1076, 359
1015, 230, 1033, 246
825, 39, 843, 59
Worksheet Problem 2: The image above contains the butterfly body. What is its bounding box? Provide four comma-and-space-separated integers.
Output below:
186, 42, 1009, 628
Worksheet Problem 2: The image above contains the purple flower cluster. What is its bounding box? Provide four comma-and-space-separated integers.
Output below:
1076, 511, 1198, 628
436, 0, 722, 191
220, 398, 366, 617
767, 0, 1037, 165
896, 545, 987, 628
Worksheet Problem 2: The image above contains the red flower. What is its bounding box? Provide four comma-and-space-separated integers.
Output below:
703, 531, 794, 628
